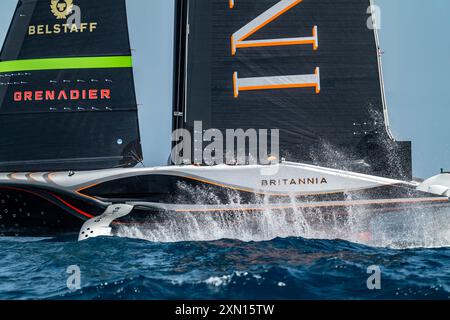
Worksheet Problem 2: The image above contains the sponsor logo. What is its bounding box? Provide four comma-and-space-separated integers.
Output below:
51, 0, 73, 19
28, 23, 98, 36
261, 177, 328, 187
13, 89, 111, 102
230, 1, 320, 98
28, 0, 98, 36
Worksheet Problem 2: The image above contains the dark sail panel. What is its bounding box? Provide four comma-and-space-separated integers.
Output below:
175, 0, 412, 180
0, 67, 136, 114
0, 0, 142, 171
1, 0, 131, 60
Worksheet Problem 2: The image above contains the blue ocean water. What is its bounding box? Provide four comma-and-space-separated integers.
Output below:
0, 234, 449, 300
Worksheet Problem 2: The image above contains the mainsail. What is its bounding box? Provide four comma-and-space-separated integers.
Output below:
0, 0, 142, 171
173, 0, 412, 180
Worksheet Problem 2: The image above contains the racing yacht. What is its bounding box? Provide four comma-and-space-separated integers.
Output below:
0, 0, 449, 239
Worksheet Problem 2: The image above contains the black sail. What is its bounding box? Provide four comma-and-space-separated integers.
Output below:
0, 0, 142, 171
174, 0, 412, 180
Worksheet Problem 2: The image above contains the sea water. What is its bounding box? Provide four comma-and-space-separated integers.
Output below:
0, 204, 449, 300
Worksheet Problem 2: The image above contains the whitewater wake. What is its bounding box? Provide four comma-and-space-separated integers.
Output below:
114, 187, 450, 250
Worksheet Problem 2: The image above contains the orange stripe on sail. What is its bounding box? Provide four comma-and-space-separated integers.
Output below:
239, 0, 304, 42
239, 83, 319, 92
236, 39, 316, 49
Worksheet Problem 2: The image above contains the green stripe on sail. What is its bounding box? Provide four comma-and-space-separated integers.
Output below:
0, 56, 132, 73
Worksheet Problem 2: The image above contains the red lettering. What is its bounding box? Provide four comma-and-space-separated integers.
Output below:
70, 90, 80, 100
24, 91, 33, 101
35, 91, 43, 101
13, 92, 22, 101
45, 91, 55, 100
100, 89, 111, 99
13, 88, 111, 103
89, 89, 98, 100
57, 90, 68, 100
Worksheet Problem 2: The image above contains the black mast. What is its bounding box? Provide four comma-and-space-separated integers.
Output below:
172, 0, 188, 134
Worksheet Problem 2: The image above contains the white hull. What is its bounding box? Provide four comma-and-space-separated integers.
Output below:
1, 161, 449, 238
0, 161, 419, 197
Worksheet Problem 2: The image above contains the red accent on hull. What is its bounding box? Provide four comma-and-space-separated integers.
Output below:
0, 186, 94, 219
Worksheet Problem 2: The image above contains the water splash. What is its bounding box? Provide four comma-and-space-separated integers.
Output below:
115, 185, 450, 249
368, 207, 450, 249
116, 111, 450, 249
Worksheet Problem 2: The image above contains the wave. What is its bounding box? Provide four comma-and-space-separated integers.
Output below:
1, 237, 449, 300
